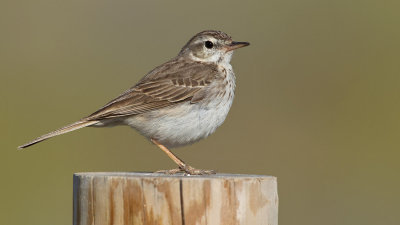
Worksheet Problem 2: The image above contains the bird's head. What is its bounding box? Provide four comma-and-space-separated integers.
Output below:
179, 30, 249, 64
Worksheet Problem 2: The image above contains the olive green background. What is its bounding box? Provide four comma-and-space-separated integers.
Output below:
1, 0, 399, 225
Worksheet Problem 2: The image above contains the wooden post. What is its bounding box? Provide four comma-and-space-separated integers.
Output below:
73, 172, 278, 225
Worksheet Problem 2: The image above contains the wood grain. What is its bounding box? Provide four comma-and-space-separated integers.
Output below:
73, 172, 278, 225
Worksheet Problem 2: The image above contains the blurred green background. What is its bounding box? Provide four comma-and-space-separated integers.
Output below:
1, 0, 399, 225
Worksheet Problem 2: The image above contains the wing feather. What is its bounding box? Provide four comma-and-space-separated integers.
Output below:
85, 60, 220, 120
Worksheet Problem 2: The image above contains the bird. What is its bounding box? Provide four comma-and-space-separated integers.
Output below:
18, 30, 249, 175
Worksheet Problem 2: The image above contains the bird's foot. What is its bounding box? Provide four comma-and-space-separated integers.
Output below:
155, 168, 183, 174
182, 165, 216, 175
155, 165, 216, 175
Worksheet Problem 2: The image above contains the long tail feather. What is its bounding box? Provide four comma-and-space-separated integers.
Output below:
18, 120, 98, 149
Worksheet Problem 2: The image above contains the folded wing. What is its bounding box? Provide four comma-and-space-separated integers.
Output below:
86, 61, 219, 120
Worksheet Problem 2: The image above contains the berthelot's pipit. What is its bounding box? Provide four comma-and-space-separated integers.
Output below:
18, 30, 249, 175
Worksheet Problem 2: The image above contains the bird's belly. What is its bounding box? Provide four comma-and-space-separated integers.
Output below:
125, 97, 233, 148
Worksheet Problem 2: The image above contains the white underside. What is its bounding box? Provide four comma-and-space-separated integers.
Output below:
124, 96, 233, 148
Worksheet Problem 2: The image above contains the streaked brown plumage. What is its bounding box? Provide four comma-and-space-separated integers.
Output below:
18, 30, 249, 175
87, 61, 219, 120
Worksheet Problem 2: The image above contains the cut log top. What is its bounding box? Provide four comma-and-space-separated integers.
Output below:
73, 172, 278, 225
74, 171, 275, 179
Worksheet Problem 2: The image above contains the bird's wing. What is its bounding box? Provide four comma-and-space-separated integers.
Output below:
85, 60, 219, 120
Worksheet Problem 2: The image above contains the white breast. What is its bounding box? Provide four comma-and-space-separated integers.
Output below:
125, 65, 236, 148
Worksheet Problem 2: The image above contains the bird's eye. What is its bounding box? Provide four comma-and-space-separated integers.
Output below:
205, 41, 214, 49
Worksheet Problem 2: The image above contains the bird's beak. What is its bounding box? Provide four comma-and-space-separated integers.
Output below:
226, 41, 250, 51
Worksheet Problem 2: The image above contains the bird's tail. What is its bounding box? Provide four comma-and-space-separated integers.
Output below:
18, 120, 99, 149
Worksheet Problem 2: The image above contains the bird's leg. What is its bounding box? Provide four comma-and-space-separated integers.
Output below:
151, 139, 215, 175
151, 139, 186, 169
